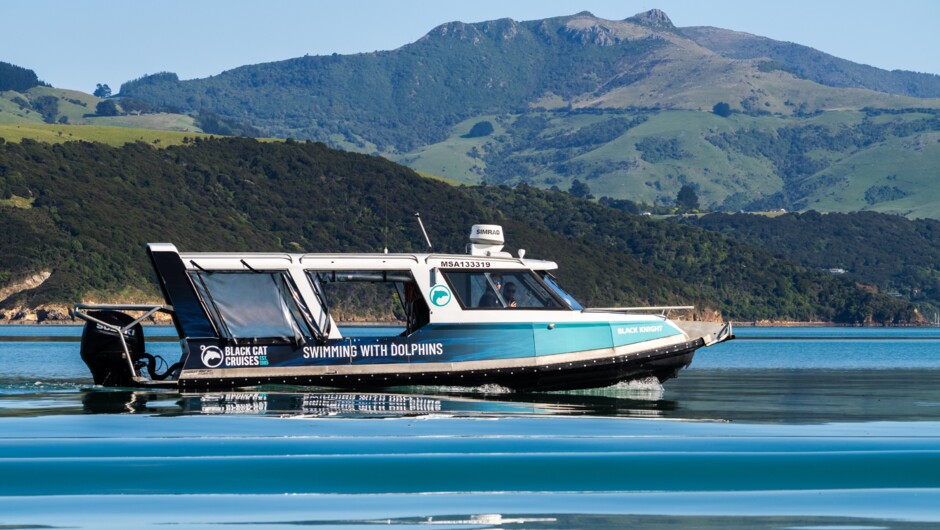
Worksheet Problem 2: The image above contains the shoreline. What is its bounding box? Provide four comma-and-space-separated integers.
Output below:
730, 321, 936, 328
1, 320, 937, 328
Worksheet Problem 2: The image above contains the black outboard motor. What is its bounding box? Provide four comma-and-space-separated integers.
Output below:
80, 310, 147, 387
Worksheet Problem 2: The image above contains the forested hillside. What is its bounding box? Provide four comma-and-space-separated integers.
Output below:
0, 61, 47, 92
680, 211, 940, 312
0, 136, 916, 323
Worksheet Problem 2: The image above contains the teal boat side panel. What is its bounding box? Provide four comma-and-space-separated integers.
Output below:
533, 323, 614, 357
532, 321, 682, 357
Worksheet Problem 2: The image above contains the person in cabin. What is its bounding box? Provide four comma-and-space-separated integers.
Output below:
478, 289, 500, 308
502, 281, 518, 308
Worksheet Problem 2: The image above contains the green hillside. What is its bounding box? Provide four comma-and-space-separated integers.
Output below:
1, 85, 202, 133
681, 26, 940, 98
0, 135, 915, 324
392, 107, 940, 217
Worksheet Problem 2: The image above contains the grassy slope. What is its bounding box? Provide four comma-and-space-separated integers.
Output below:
398, 110, 785, 204
576, 29, 940, 115
389, 115, 509, 184
568, 112, 780, 205
399, 107, 940, 217
0, 87, 200, 132
806, 133, 940, 218
0, 123, 209, 147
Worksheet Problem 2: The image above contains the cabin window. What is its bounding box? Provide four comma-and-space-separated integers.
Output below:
442, 270, 564, 310
191, 271, 314, 341
306, 270, 428, 335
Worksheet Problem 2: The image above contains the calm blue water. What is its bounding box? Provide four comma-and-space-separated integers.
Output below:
2, 324, 940, 529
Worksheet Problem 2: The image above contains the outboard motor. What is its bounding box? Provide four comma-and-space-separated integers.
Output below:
80, 310, 146, 387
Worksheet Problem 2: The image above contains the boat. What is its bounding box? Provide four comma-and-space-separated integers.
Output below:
75, 224, 733, 391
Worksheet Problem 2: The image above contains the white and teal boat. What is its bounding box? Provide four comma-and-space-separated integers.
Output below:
76, 224, 732, 391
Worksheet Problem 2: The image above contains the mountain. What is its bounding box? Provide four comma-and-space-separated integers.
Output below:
0, 136, 915, 324
113, 10, 940, 219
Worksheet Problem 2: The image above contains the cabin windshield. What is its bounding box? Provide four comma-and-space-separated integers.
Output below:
541, 274, 584, 310
442, 269, 565, 310
191, 271, 315, 342
307, 270, 428, 336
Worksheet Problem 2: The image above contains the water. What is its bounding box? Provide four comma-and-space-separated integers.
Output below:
2, 325, 940, 529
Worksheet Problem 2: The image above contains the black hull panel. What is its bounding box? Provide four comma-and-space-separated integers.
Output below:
176, 339, 702, 392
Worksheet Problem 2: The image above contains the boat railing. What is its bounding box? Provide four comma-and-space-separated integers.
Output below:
73, 304, 174, 379
582, 306, 695, 318
73, 303, 174, 329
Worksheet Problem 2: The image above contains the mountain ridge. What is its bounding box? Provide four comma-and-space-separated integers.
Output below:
680, 25, 940, 97
108, 10, 940, 218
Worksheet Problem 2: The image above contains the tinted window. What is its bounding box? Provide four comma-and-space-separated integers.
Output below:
443, 270, 563, 309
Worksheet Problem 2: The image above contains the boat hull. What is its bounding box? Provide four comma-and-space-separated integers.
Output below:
175, 337, 702, 391
77, 315, 729, 391
179, 332, 705, 391
169, 320, 718, 391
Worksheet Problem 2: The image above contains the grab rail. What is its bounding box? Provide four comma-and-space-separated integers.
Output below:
582, 305, 694, 318
74, 303, 174, 329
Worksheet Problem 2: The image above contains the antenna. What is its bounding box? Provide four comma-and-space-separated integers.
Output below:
383, 172, 389, 253
415, 212, 433, 250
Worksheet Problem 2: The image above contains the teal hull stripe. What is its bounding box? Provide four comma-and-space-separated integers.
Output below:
185, 321, 684, 370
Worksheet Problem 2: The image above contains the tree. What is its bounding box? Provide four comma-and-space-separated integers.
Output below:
463, 120, 494, 138
94, 83, 112, 98
118, 97, 153, 115
675, 184, 700, 212
712, 101, 732, 117
31, 96, 59, 124
568, 179, 593, 199
0, 61, 44, 91
95, 99, 120, 116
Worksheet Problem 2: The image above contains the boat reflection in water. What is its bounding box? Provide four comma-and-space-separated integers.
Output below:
73, 365, 940, 424
79, 379, 672, 418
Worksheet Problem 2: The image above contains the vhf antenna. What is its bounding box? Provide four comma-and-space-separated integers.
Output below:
415, 212, 433, 250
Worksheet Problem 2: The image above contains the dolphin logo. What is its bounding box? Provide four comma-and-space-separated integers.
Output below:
201, 345, 224, 368
429, 285, 452, 307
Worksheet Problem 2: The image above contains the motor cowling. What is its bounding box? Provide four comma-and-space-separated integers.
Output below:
79, 310, 146, 387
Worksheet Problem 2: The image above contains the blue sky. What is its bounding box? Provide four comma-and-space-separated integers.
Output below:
2, 0, 938, 92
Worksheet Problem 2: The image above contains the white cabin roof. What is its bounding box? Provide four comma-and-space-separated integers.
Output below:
176, 250, 558, 272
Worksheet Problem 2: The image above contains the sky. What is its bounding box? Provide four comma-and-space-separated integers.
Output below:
2, 0, 939, 93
